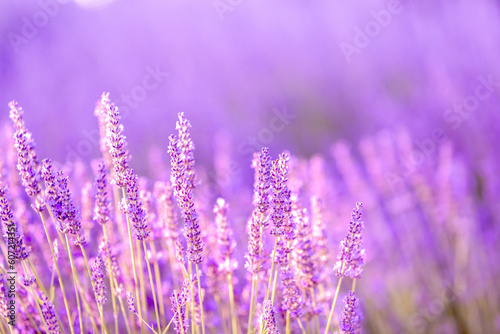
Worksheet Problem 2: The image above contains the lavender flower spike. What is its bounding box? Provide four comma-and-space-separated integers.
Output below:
0, 185, 30, 261
168, 114, 204, 265
105, 101, 130, 187
170, 279, 191, 334
334, 202, 365, 279
12, 129, 43, 204
245, 148, 271, 275
214, 198, 237, 274
91, 254, 107, 304
270, 152, 292, 238
40, 293, 61, 334
9, 101, 39, 167
126, 291, 138, 314
124, 169, 150, 241
252, 147, 272, 214
260, 300, 280, 334
336, 291, 362, 334
280, 266, 302, 319
93, 161, 111, 226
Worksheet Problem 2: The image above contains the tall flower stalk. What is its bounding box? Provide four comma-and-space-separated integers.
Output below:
214, 198, 238, 334
104, 96, 161, 332
325, 202, 365, 334
246, 148, 271, 334
9, 102, 75, 334
168, 113, 205, 334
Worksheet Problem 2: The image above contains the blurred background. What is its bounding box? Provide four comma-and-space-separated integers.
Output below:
1, 0, 500, 333
1, 0, 499, 177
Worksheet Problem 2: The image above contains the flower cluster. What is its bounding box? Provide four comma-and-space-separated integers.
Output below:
168, 113, 204, 265
334, 202, 365, 279
91, 254, 107, 305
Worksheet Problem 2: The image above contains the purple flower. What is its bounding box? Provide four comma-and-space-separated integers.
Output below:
0, 185, 30, 261
105, 100, 130, 188
245, 149, 272, 275
252, 148, 272, 214
168, 113, 204, 265
126, 291, 138, 314
294, 208, 318, 289
94, 93, 113, 166
171, 279, 191, 334
245, 210, 269, 274
260, 300, 280, 334
40, 293, 61, 333
91, 254, 107, 305
337, 291, 362, 334
155, 181, 178, 241
9, 101, 39, 167
0, 274, 9, 319
12, 130, 42, 202
124, 169, 150, 241
99, 240, 122, 280
270, 152, 292, 239
56, 172, 86, 245
280, 266, 302, 319
93, 161, 111, 226
334, 202, 365, 279
214, 198, 237, 274
311, 196, 327, 277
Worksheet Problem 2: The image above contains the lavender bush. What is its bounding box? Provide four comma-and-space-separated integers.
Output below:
0, 90, 498, 334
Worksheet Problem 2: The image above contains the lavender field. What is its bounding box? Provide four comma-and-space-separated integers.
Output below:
0, 0, 499, 333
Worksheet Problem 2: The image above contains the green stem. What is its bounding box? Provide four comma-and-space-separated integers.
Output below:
142, 241, 162, 332
227, 273, 238, 334
37, 208, 74, 334
122, 187, 144, 334
324, 265, 345, 334
21, 261, 49, 333
150, 242, 166, 322
102, 226, 119, 334
64, 234, 84, 334
80, 246, 109, 334
285, 311, 291, 334
195, 264, 206, 334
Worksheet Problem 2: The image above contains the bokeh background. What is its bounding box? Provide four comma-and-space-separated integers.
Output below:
1, 0, 499, 176
1, 0, 500, 333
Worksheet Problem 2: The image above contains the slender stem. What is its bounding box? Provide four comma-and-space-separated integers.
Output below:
27, 258, 47, 297
265, 236, 279, 302
286, 311, 291, 334
297, 319, 306, 334
309, 288, 320, 334
270, 268, 279, 304
247, 222, 264, 334
214, 294, 229, 334
37, 209, 74, 334
324, 265, 345, 334
227, 273, 238, 334
122, 187, 144, 334
136, 240, 148, 322
79, 246, 109, 334
102, 226, 119, 334
188, 263, 196, 334
150, 242, 166, 322
161, 316, 175, 334
15, 291, 42, 334
175, 293, 186, 334
142, 241, 162, 332
116, 291, 133, 334
64, 234, 84, 334
21, 261, 50, 333
195, 264, 206, 334
352, 278, 357, 292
